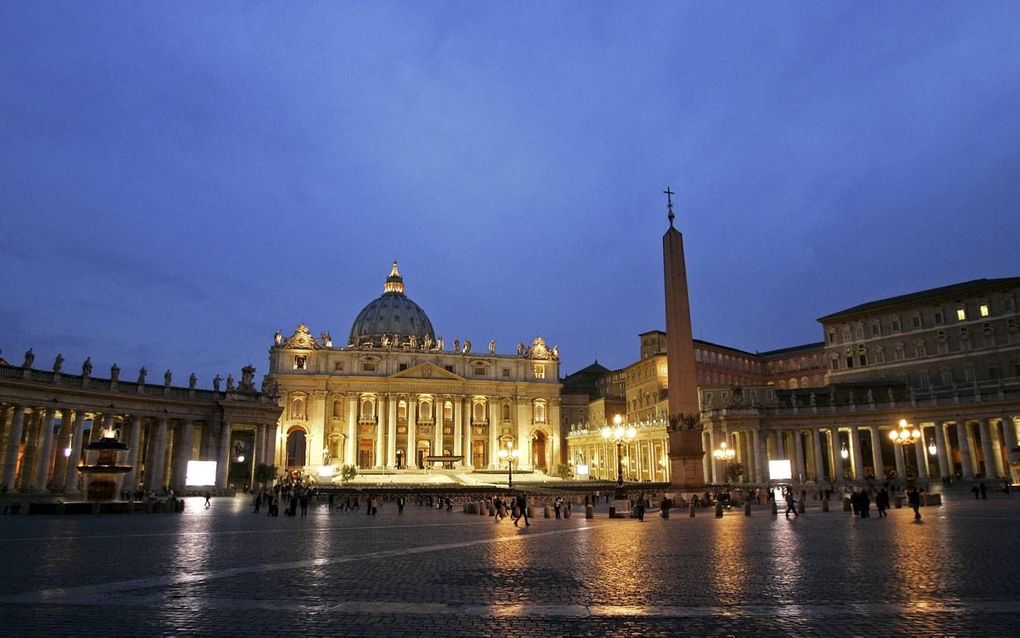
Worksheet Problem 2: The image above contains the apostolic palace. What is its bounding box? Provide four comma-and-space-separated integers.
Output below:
1, 205, 1019, 494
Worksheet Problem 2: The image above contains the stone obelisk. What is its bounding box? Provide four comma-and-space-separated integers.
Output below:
662, 188, 705, 488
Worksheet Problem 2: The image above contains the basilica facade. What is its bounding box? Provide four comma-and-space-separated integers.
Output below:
266, 263, 563, 477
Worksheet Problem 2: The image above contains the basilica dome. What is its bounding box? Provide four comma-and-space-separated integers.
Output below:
348, 262, 436, 347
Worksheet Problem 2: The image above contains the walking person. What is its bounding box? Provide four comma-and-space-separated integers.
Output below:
875, 488, 890, 518
907, 485, 922, 520
660, 495, 672, 519
514, 492, 530, 527
252, 491, 261, 514
784, 489, 798, 518
204, 490, 212, 509
397, 496, 405, 515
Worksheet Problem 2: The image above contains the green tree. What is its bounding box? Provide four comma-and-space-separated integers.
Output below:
340, 464, 358, 483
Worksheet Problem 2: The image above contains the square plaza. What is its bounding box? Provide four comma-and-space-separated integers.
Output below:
1, 490, 1019, 637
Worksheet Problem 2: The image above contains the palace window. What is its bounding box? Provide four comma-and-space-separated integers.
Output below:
842, 326, 852, 342
1006, 296, 1016, 312
964, 368, 975, 383
980, 302, 990, 317
293, 355, 307, 370
891, 316, 902, 332
363, 362, 376, 372
854, 323, 865, 339
894, 343, 905, 361
957, 307, 967, 321
941, 369, 953, 386
334, 362, 344, 371
827, 329, 837, 344
870, 320, 881, 337
533, 364, 545, 379
933, 308, 944, 325
874, 347, 885, 364
830, 357, 839, 371
502, 368, 510, 377
914, 341, 927, 358
911, 313, 922, 329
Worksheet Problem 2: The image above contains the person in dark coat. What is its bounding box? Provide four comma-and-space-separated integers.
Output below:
906, 486, 922, 520
875, 488, 890, 518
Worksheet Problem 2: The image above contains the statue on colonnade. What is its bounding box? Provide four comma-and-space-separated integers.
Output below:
53, 353, 64, 373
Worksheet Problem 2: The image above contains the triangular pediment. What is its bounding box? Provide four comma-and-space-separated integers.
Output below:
389, 362, 463, 381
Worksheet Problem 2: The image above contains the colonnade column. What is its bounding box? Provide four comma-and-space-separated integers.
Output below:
148, 417, 169, 491
956, 421, 975, 479
811, 429, 824, 483
461, 397, 471, 468
792, 429, 804, 482
829, 429, 842, 481
51, 408, 74, 489
374, 399, 385, 468
708, 429, 720, 484
216, 419, 230, 490
850, 426, 864, 481
742, 431, 755, 482
178, 420, 195, 490
753, 429, 767, 484
914, 430, 929, 480
122, 415, 143, 494
434, 399, 443, 457
870, 426, 884, 479
933, 421, 950, 479
979, 419, 997, 478
489, 399, 500, 469
2, 406, 26, 490
893, 442, 905, 479
63, 411, 86, 494
32, 408, 57, 492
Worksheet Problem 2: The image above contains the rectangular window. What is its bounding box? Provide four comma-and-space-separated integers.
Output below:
989, 366, 1001, 380
502, 368, 510, 377
362, 362, 376, 372
855, 324, 865, 339
934, 309, 944, 324
870, 322, 881, 337
957, 308, 967, 321
858, 354, 867, 367
398, 363, 408, 371
473, 366, 486, 376
912, 314, 922, 329
293, 356, 307, 370
845, 356, 854, 369
533, 364, 545, 379
445, 365, 454, 373
830, 359, 839, 371
980, 303, 990, 317
891, 317, 901, 332
964, 368, 975, 383
334, 362, 344, 371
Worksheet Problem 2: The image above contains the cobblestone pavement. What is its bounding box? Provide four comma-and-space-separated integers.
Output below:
1, 490, 1019, 636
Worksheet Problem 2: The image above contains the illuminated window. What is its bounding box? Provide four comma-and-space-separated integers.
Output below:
957, 307, 967, 321
360, 399, 375, 419
980, 303, 990, 317
444, 402, 453, 421
291, 397, 305, 420
420, 401, 433, 421
398, 401, 407, 420
533, 364, 545, 379
473, 402, 485, 422
332, 401, 344, 418
534, 400, 547, 423
293, 356, 306, 370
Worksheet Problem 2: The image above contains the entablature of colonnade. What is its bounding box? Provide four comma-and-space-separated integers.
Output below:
0, 366, 278, 422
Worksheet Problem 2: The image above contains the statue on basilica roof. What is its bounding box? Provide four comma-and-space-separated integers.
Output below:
23, 348, 34, 369
53, 353, 64, 373
526, 337, 554, 360
82, 357, 92, 377
137, 367, 147, 384
110, 363, 120, 381
213, 375, 222, 392
489, 339, 495, 354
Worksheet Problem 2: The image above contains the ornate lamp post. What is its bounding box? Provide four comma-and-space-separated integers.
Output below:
889, 418, 922, 479
601, 414, 636, 498
497, 440, 520, 490
713, 440, 736, 483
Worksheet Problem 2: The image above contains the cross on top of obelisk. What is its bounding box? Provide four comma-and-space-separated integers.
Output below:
663, 186, 675, 227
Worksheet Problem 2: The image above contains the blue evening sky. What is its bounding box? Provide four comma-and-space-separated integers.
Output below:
2, 2, 1019, 385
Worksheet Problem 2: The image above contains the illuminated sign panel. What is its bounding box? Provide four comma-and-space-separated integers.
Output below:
186, 461, 217, 486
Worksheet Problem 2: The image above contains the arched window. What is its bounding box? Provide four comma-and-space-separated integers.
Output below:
291, 397, 305, 420
473, 402, 485, 422
360, 398, 375, 420
444, 401, 453, 421
534, 400, 547, 424
502, 403, 511, 421
398, 400, 407, 420
332, 400, 344, 418
420, 400, 432, 421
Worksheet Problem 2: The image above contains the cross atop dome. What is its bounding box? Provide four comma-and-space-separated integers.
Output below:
383, 260, 405, 295
663, 186, 675, 227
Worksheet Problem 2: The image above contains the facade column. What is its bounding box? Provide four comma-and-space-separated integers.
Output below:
870, 426, 884, 479
63, 411, 86, 494
122, 415, 143, 495
148, 417, 169, 491
345, 395, 357, 467
933, 421, 951, 479
462, 397, 472, 468
255, 423, 266, 466
1002, 416, 1018, 451
33, 408, 58, 492
386, 395, 397, 469
487, 398, 499, 467
17, 410, 41, 491
956, 421, 975, 479
708, 429, 720, 484
849, 426, 864, 482
374, 397, 385, 468
408, 399, 418, 468
2, 406, 26, 491
216, 420, 231, 490
979, 419, 997, 478
811, 428, 825, 483
988, 420, 1006, 479
434, 399, 444, 457
741, 431, 754, 482
453, 398, 463, 459
405, 396, 416, 469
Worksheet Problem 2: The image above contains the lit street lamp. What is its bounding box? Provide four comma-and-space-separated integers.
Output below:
601, 414, 636, 498
889, 418, 923, 479
713, 440, 736, 483
497, 440, 520, 490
